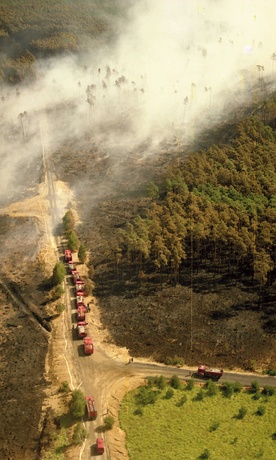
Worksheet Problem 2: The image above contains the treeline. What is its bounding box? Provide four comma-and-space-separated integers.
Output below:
0, 0, 126, 83
111, 116, 276, 286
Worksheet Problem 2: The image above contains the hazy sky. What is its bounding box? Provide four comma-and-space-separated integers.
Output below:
0, 0, 275, 204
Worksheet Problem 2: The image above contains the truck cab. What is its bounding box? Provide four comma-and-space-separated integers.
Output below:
77, 305, 86, 322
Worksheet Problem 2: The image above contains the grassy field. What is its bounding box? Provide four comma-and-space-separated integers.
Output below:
119, 378, 276, 460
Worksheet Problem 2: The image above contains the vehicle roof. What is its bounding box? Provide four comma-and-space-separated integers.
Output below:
96, 438, 104, 447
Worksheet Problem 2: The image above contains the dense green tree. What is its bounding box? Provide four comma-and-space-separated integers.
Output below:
78, 243, 87, 264
52, 262, 66, 285
69, 390, 86, 419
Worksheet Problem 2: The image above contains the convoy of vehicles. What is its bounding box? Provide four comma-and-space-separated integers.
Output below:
64, 250, 225, 457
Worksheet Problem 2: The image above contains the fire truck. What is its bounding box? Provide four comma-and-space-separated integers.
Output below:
86, 396, 97, 419
64, 249, 72, 262
77, 305, 86, 322
77, 321, 87, 339
75, 280, 85, 292
96, 438, 104, 454
197, 365, 223, 380
76, 290, 85, 306
84, 337, 94, 355
68, 260, 76, 272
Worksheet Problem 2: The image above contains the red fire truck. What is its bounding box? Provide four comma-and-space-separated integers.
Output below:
96, 438, 104, 454
75, 280, 85, 292
77, 305, 86, 322
86, 396, 97, 419
68, 260, 76, 272
64, 249, 72, 262
197, 365, 223, 380
76, 291, 85, 306
77, 321, 87, 339
84, 337, 94, 355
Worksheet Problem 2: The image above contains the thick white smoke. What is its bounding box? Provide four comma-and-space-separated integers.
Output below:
0, 0, 275, 204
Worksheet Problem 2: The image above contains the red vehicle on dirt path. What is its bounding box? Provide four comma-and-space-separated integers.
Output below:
71, 270, 82, 283
77, 305, 86, 322
77, 321, 87, 339
68, 260, 76, 272
76, 291, 85, 306
96, 438, 104, 454
197, 365, 223, 380
86, 396, 97, 419
84, 337, 94, 355
64, 249, 72, 262
75, 280, 85, 292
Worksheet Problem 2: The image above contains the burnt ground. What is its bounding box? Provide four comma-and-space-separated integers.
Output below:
0, 214, 50, 460
52, 128, 276, 373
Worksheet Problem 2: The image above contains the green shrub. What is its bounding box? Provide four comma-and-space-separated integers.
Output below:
195, 389, 205, 401
199, 448, 211, 459
264, 369, 276, 376
104, 415, 115, 430
67, 230, 79, 252
72, 422, 87, 445
271, 432, 276, 440
205, 379, 218, 396
209, 421, 220, 432
233, 381, 242, 393
52, 262, 66, 285
78, 244, 87, 264
262, 386, 275, 396
170, 375, 181, 389
62, 210, 75, 232
164, 388, 174, 399
251, 381, 260, 394
156, 375, 166, 390
164, 356, 184, 367
176, 394, 187, 406
221, 382, 234, 398
135, 387, 159, 406
133, 407, 143, 416
58, 381, 70, 394
69, 390, 86, 419
50, 284, 64, 300
256, 405, 266, 416
56, 302, 65, 314
186, 379, 195, 390
236, 406, 247, 419
253, 390, 261, 400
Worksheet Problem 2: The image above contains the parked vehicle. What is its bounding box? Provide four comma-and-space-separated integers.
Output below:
64, 249, 72, 262
75, 280, 85, 292
77, 321, 87, 339
96, 437, 104, 454
77, 305, 86, 322
68, 260, 76, 272
76, 290, 85, 306
84, 337, 94, 355
86, 395, 97, 419
71, 270, 82, 283
197, 364, 223, 380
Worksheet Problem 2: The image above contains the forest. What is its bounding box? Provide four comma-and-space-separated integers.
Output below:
0, 0, 126, 83
111, 113, 276, 289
